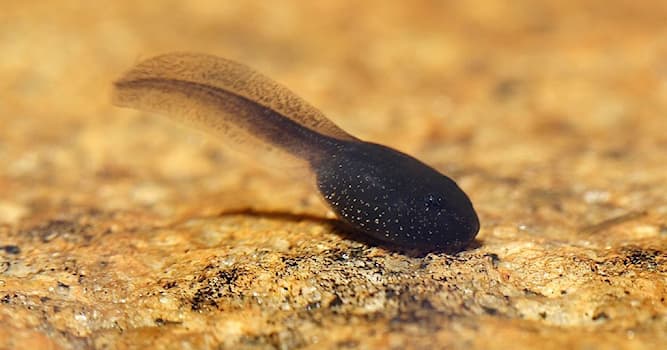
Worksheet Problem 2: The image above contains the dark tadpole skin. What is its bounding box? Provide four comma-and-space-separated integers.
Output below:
314, 141, 479, 250
112, 52, 480, 251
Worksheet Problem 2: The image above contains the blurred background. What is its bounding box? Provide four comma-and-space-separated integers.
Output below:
2, 1, 666, 211
0, 1, 666, 349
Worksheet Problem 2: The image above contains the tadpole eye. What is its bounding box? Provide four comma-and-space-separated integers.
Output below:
423, 194, 444, 210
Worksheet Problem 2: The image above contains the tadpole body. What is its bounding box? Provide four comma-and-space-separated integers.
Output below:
113, 52, 479, 250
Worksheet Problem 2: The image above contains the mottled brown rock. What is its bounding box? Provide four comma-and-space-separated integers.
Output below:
0, 1, 666, 349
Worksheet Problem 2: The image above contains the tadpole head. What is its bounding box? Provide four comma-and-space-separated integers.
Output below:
315, 141, 480, 252
410, 190, 480, 251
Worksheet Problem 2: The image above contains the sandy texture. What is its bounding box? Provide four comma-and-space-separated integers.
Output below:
1, 1, 666, 349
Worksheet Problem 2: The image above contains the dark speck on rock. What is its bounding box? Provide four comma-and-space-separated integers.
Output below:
592, 311, 609, 321
1, 245, 21, 255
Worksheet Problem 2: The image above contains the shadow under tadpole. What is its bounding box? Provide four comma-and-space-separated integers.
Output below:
216, 208, 480, 257
217, 208, 339, 225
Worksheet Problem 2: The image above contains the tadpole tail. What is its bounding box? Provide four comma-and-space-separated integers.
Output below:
112, 52, 355, 164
